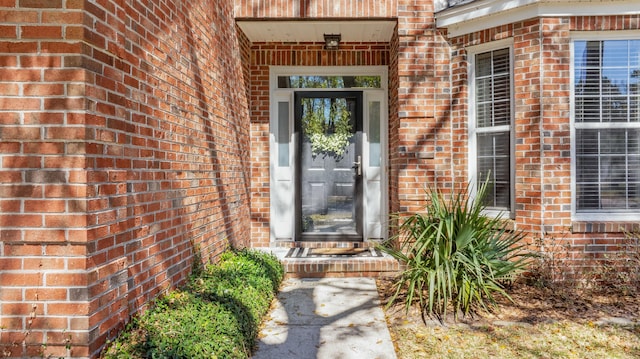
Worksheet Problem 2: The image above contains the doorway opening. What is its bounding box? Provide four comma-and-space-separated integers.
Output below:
268, 67, 388, 244
295, 91, 363, 241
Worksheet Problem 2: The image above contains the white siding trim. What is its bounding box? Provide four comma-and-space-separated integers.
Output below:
269, 92, 295, 241
437, 0, 640, 37
570, 34, 640, 221
467, 41, 516, 219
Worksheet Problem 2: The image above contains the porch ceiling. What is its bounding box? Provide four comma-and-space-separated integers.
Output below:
236, 20, 396, 43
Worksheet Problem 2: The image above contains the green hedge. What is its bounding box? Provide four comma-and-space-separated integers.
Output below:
102, 249, 284, 359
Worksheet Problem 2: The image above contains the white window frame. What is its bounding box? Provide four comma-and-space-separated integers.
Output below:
570, 31, 640, 222
467, 39, 515, 219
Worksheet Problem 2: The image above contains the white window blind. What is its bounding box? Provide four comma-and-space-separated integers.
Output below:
475, 48, 512, 210
574, 39, 640, 213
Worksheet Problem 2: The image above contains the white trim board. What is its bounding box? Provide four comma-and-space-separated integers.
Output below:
437, 0, 640, 37
236, 20, 396, 43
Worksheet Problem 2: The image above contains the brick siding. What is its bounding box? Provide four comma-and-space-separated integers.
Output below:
248, 42, 391, 247
1, 0, 251, 357
391, 0, 452, 218
448, 15, 640, 281
1, 0, 639, 357
0, 1, 90, 357
234, 0, 398, 18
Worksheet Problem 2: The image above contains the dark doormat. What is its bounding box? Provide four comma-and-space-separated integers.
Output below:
285, 247, 384, 258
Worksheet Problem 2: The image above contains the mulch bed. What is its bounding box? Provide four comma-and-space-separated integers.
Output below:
377, 278, 640, 327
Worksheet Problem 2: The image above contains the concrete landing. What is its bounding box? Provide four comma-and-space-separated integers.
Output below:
252, 277, 397, 359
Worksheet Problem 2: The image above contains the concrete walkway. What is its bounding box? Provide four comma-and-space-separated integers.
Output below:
252, 277, 398, 359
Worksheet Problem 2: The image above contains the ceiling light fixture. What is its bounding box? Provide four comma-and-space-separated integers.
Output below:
324, 34, 341, 50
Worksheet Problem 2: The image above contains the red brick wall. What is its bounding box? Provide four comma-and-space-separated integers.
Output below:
514, 20, 544, 237
450, 21, 544, 235
0, 1, 90, 357
234, 0, 398, 18
241, 1, 460, 245
1, 0, 251, 357
448, 15, 640, 281
2, 1, 638, 356
391, 0, 452, 216
239, 0, 455, 246
247, 42, 391, 247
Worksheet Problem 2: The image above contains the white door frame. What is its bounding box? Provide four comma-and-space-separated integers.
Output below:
268, 66, 389, 243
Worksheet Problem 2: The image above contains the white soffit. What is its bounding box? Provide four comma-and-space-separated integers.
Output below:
436, 0, 640, 37
236, 20, 397, 43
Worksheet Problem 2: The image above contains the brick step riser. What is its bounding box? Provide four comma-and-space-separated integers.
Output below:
284, 261, 401, 278
281, 242, 401, 278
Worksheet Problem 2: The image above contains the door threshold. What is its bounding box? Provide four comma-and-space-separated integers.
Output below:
298, 235, 363, 242
286, 241, 373, 250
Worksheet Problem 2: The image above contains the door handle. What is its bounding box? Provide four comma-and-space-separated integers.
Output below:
353, 155, 362, 176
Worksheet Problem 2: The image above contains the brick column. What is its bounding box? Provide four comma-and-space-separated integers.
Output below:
1, 0, 252, 357
392, 0, 452, 217
0, 1, 90, 357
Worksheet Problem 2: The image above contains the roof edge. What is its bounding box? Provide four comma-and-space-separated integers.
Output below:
436, 0, 640, 37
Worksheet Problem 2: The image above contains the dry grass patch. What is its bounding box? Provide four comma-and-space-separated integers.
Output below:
391, 321, 639, 359
379, 279, 640, 359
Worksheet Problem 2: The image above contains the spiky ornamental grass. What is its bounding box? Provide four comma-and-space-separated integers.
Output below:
379, 178, 532, 322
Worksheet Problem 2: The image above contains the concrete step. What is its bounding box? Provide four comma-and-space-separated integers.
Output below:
267, 241, 402, 278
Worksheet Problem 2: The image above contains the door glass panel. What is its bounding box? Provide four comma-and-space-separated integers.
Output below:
369, 101, 381, 167
279, 76, 381, 89
299, 95, 359, 235
277, 101, 289, 167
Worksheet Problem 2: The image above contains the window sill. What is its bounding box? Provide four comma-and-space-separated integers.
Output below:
486, 217, 515, 231
571, 221, 640, 234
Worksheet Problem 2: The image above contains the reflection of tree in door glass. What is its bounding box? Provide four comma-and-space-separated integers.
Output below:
298, 93, 360, 238
280, 75, 381, 89
301, 97, 353, 157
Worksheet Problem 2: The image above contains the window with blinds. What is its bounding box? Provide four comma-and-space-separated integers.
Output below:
473, 48, 512, 212
574, 39, 640, 214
